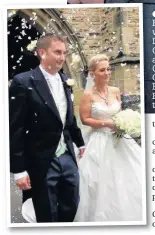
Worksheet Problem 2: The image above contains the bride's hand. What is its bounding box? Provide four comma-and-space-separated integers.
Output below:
79, 147, 85, 158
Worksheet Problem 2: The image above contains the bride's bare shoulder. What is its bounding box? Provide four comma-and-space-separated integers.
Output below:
81, 88, 94, 103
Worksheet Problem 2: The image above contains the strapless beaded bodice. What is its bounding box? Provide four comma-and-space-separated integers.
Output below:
91, 100, 121, 132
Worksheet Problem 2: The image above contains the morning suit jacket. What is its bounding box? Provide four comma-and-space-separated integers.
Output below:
9, 66, 84, 180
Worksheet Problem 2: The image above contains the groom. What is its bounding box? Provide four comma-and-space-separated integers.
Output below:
9, 33, 85, 222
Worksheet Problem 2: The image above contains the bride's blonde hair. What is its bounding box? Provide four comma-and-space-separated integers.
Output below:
88, 54, 109, 73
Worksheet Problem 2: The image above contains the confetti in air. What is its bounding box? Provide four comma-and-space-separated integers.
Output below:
26, 40, 37, 52
121, 63, 127, 67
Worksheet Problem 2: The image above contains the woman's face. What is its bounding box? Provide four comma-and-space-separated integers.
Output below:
93, 60, 111, 85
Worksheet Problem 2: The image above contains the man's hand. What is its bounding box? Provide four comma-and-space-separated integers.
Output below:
79, 147, 85, 158
16, 175, 31, 190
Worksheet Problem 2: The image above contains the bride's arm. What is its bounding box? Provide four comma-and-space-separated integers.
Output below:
115, 87, 122, 110
79, 92, 114, 129
116, 87, 121, 103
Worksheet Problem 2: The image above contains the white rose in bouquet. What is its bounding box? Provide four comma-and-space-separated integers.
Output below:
112, 109, 141, 145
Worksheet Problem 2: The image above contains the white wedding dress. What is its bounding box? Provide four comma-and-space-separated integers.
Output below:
22, 100, 143, 223
74, 100, 142, 222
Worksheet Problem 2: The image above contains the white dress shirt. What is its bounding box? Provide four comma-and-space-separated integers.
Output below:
40, 65, 68, 156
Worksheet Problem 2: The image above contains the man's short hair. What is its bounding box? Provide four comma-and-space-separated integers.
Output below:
36, 33, 67, 59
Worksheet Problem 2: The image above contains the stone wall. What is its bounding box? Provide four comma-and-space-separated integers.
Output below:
59, 7, 139, 59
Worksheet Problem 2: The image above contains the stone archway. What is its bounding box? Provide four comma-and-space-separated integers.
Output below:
7, 8, 88, 91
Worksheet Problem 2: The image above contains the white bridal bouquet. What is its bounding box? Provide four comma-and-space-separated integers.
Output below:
112, 109, 141, 142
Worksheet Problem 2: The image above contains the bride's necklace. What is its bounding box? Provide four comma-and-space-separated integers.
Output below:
93, 86, 109, 105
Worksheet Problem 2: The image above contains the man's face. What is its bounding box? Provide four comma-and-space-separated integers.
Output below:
39, 40, 67, 71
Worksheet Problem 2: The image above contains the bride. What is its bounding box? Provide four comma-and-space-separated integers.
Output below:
74, 54, 142, 222
22, 54, 143, 223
